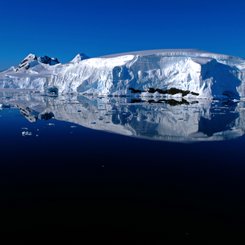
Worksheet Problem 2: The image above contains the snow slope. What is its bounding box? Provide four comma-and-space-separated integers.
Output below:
0, 49, 245, 99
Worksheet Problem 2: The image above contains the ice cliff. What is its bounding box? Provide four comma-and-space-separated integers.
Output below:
0, 49, 245, 99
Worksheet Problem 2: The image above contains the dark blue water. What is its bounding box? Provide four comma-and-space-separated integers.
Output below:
1, 94, 245, 242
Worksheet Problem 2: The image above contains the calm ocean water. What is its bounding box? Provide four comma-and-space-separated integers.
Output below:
0, 93, 245, 241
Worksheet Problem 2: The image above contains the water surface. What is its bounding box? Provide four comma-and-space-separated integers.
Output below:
1, 93, 245, 241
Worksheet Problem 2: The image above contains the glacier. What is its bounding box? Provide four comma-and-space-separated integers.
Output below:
0, 49, 245, 99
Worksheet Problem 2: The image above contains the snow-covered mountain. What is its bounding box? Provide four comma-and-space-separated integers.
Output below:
16, 53, 60, 71
0, 49, 245, 99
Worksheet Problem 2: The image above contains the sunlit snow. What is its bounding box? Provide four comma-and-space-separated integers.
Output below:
0, 49, 244, 99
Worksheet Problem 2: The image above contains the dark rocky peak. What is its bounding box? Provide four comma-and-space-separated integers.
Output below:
17, 54, 60, 71
37, 56, 60, 65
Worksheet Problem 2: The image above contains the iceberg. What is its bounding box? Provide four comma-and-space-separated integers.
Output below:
0, 49, 245, 99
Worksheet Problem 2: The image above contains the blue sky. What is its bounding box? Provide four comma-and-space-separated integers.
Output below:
0, 0, 244, 69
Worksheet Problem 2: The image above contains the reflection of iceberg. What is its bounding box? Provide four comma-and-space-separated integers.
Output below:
0, 92, 244, 142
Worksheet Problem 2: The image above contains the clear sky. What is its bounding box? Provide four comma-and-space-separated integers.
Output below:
0, 0, 244, 69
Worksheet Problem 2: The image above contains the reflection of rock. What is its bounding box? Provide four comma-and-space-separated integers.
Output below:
17, 105, 38, 123
39, 112, 54, 120
0, 92, 244, 142
0, 103, 11, 109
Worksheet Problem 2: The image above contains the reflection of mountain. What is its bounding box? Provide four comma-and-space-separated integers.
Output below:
0, 92, 244, 142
